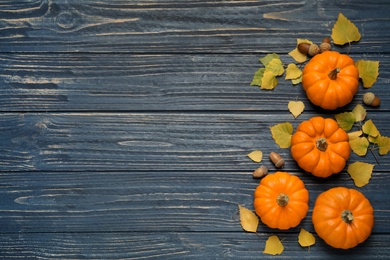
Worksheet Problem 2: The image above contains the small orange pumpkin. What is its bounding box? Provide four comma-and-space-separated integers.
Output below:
254, 171, 309, 230
291, 116, 350, 178
312, 187, 374, 249
302, 51, 359, 110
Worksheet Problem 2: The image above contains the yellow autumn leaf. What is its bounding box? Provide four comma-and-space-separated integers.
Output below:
368, 134, 380, 144
355, 60, 380, 88
261, 71, 278, 90
352, 104, 367, 122
347, 161, 374, 187
377, 136, 390, 155
285, 63, 302, 80
362, 119, 380, 138
298, 228, 316, 247
291, 75, 302, 85
260, 53, 280, 67
348, 130, 363, 141
288, 101, 305, 119
247, 150, 263, 163
331, 13, 361, 45
270, 122, 293, 148
335, 112, 355, 131
349, 137, 369, 156
264, 235, 284, 255
288, 39, 313, 63
266, 58, 285, 77
238, 205, 259, 233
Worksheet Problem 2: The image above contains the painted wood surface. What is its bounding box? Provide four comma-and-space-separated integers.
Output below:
0, 0, 389, 259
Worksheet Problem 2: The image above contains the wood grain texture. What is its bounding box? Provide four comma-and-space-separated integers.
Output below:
1, 0, 390, 259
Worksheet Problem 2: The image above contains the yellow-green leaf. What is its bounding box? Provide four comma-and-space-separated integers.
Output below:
298, 228, 316, 247
291, 75, 302, 85
368, 134, 380, 144
355, 60, 380, 88
260, 53, 280, 67
250, 68, 265, 87
238, 205, 259, 233
347, 161, 374, 187
335, 112, 355, 131
348, 130, 363, 141
288, 39, 313, 63
378, 136, 390, 155
261, 71, 278, 90
331, 13, 361, 45
264, 235, 284, 255
288, 101, 305, 119
362, 119, 380, 138
285, 63, 302, 80
349, 137, 369, 156
352, 104, 367, 122
266, 58, 284, 77
270, 122, 293, 148
247, 150, 263, 163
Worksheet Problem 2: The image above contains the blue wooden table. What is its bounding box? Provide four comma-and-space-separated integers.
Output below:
0, 0, 389, 259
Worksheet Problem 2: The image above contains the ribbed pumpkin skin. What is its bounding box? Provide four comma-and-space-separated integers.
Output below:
254, 171, 309, 230
312, 187, 374, 249
291, 116, 350, 178
302, 51, 359, 110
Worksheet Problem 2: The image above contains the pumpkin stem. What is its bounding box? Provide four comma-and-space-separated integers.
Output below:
316, 137, 328, 151
341, 210, 354, 224
276, 193, 289, 207
328, 67, 340, 80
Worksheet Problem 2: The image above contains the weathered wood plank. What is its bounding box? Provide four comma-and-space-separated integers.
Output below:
0, 53, 389, 112
2, 112, 390, 172
0, 171, 388, 234
0, 231, 389, 259
0, 0, 389, 54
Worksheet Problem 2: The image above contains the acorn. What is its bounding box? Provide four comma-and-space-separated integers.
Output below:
363, 92, 381, 107
253, 165, 268, 179
320, 37, 332, 52
297, 43, 320, 56
269, 152, 285, 168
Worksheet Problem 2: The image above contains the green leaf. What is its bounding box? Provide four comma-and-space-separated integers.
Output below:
250, 68, 265, 87
352, 104, 367, 122
260, 53, 280, 67
362, 119, 380, 138
335, 112, 355, 131
266, 58, 284, 77
349, 137, 369, 156
355, 60, 380, 88
270, 122, 293, 148
347, 161, 374, 187
331, 13, 361, 45
378, 136, 390, 155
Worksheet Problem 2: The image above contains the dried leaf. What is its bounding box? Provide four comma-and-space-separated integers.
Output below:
261, 71, 278, 90
335, 112, 356, 131
260, 53, 280, 67
298, 228, 316, 247
331, 13, 361, 45
348, 130, 363, 141
377, 136, 390, 155
247, 150, 263, 163
270, 122, 293, 148
264, 235, 284, 255
352, 104, 367, 122
368, 134, 380, 144
250, 68, 265, 87
362, 119, 380, 138
291, 75, 302, 85
288, 101, 305, 119
285, 63, 302, 80
347, 161, 374, 187
355, 60, 380, 88
238, 205, 259, 233
288, 39, 313, 63
349, 137, 369, 156
266, 58, 285, 77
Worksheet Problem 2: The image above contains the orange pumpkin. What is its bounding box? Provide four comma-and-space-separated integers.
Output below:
254, 171, 309, 230
312, 187, 374, 249
302, 51, 359, 110
291, 116, 350, 178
